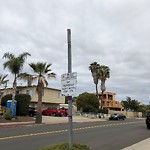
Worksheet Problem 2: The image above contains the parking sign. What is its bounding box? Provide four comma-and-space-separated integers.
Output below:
61, 72, 77, 96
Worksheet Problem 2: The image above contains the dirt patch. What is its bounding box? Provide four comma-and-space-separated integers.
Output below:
0, 116, 35, 123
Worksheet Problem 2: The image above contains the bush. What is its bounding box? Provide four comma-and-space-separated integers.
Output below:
40, 142, 92, 150
15, 94, 31, 116
1, 94, 31, 116
1, 94, 12, 106
98, 109, 108, 114
4, 109, 12, 120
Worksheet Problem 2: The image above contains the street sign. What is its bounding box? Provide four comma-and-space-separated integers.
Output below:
61, 72, 77, 96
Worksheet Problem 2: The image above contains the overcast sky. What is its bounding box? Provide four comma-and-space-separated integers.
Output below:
0, 0, 150, 104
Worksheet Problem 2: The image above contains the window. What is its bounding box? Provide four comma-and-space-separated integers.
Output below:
26, 89, 32, 96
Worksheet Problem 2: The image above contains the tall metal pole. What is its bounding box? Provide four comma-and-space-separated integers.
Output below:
67, 29, 73, 148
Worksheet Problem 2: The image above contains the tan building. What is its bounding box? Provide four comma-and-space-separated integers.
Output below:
98, 92, 124, 111
0, 86, 65, 109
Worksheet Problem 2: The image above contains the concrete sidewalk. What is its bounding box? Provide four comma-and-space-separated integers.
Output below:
122, 138, 150, 150
42, 116, 106, 124
0, 116, 106, 125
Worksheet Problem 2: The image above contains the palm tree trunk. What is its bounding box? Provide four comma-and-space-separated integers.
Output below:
35, 82, 43, 124
95, 84, 98, 98
100, 80, 106, 109
11, 76, 17, 116
101, 90, 104, 109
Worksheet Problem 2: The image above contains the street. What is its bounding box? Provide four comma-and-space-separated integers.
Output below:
0, 118, 149, 150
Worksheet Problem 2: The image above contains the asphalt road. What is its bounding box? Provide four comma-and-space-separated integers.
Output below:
0, 118, 149, 150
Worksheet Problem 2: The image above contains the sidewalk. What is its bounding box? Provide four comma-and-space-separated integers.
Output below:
122, 138, 150, 150
0, 116, 106, 125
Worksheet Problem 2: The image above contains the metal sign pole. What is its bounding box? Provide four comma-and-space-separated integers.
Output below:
67, 29, 73, 149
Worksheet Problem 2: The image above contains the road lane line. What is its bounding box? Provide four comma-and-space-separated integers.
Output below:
0, 121, 143, 141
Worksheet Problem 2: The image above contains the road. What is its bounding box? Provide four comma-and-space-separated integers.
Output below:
0, 118, 149, 150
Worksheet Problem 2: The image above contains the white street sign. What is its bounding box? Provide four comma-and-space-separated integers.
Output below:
61, 72, 77, 96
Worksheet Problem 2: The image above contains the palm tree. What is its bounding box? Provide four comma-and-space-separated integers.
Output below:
2, 52, 31, 115
89, 62, 100, 98
0, 74, 9, 87
98, 65, 110, 108
17, 73, 37, 86
29, 62, 56, 124
0, 74, 9, 95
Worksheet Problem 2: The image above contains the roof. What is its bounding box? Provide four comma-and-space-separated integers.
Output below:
0, 85, 61, 91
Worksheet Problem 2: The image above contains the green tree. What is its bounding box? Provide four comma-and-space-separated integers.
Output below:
0, 74, 9, 99
0, 74, 9, 86
89, 62, 100, 98
2, 52, 30, 115
98, 65, 110, 108
29, 62, 56, 124
121, 97, 140, 111
77, 92, 99, 113
0, 74, 9, 92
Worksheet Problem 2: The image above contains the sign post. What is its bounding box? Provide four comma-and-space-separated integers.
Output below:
61, 29, 77, 149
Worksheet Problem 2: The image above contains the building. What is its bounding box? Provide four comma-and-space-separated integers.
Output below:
98, 92, 124, 111
0, 85, 65, 109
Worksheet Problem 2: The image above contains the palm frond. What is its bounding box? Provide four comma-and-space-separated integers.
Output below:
3, 52, 15, 59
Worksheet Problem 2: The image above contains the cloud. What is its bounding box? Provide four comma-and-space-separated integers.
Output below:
0, 0, 150, 104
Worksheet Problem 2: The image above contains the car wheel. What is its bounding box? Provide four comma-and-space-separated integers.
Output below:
52, 113, 56, 117
147, 125, 150, 129
29, 113, 33, 117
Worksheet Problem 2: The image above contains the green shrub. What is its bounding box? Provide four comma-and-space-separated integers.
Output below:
98, 108, 108, 114
1, 94, 31, 116
15, 94, 31, 116
4, 109, 12, 120
1, 94, 12, 106
40, 142, 92, 150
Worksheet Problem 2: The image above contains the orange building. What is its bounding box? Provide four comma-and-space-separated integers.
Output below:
98, 92, 124, 111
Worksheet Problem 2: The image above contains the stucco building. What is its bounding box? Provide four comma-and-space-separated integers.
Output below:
0, 86, 65, 109
98, 92, 124, 111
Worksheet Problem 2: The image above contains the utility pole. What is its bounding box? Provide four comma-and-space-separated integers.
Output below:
67, 29, 73, 148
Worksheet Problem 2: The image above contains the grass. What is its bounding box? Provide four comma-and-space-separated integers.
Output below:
40, 142, 92, 150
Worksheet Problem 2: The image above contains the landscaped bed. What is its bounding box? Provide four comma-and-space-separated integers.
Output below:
40, 142, 92, 150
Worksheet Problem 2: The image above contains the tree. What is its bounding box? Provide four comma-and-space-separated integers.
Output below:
29, 62, 56, 124
76, 92, 99, 113
17, 72, 37, 86
2, 52, 31, 115
0, 74, 9, 90
121, 97, 140, 111
98, 65, 110, 108
0, 74, 9, 100
89, 62, 100, 98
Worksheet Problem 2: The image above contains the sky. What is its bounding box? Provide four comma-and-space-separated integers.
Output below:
0, 0, 150, 104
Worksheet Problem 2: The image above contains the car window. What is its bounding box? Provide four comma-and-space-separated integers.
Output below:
113, 113, 117, 115
52, 107, 57, 110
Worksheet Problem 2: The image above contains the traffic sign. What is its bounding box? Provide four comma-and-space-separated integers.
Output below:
61, 72, 77, 96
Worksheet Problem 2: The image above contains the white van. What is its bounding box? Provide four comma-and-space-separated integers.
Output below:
59, 104, 77, 113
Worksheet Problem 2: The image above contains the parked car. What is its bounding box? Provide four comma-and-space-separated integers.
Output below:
42, 107, 68, 117
109, 113, 126, 120
28, 107, 37, 117
146, 111, 150, 129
